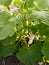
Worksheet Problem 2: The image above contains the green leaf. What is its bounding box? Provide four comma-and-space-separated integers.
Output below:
0, 12, 11, 27
1, 34, 16, 46
26, 0, 35, 8
30, 24, 38, 34
0, 44, 16, 57
36, 0, 49, 10
31, 23, 49, 37
37, 23, 49, 37
31, 11, 49, 26
0, 0, 11, 6
16, 41, 42, 65
0, 11, 16, 40
41, 41, 49, 60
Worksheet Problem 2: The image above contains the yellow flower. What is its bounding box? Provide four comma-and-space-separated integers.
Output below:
23, 9, 27, 13
25, 30, 28, 34
26, 20, 29, 26
4, 6, 8, 10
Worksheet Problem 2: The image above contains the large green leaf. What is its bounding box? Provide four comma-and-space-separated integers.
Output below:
0, 11, 16, 40
30, 24, 38, 34
1, 34, 16, 46
0, 12, 10, 27
41, 41, 49, 60
0, 44, 16, 57
31, 23, 49, 37
0, 34, 16, 58
37, 23, 49, 37
0, 0, 12, 6
36, 0, 49, 10
31, 11, 49, 26
16, 40, 42, 65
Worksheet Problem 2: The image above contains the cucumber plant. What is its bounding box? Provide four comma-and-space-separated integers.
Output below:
0, 0, 49, 65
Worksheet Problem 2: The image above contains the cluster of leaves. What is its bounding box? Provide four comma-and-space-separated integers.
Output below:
0, 0, 49, 65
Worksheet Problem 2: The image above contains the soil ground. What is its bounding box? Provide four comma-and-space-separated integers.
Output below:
0, 55, 49, 65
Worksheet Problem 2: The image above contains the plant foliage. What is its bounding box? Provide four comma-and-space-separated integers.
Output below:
0, 0, 49, 65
